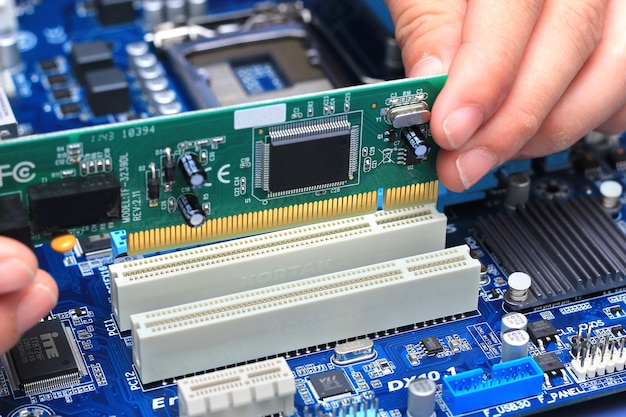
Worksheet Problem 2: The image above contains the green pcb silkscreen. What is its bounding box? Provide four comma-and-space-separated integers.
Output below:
0, 75, 446, 254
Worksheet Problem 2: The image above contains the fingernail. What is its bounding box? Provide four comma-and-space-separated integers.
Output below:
456, 148, 499, 190
443, 106, 484, 149
17, 283, 58, 333
0, 258, 36, 293
409, 55, 443, 78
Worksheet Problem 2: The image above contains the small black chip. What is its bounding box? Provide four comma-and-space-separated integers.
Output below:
533, 352, 564, 375
47, 74, 68, 86
52, 88, 72, 101
420, 336, 444, 355
60, 102, 82, 117
77, 233, 112, 259
612, 325, 624, 336
39, 59, 59, 72
527, 320, 559, 345
5, 319, 81, 393
268, 129, 351, 192
309, 370, 353, 400
610, 306, 623, 315
607, 148, 626, 171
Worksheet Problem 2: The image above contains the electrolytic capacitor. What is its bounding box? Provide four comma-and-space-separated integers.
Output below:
400, 126, 430, 162
501, 329, 530, 362
147, 162, 160, 206
500, 312, 528, 336
163, 147, 176, 183
406, 377, 437, 417
178, 152, 207, 188
177, 193, 206, 227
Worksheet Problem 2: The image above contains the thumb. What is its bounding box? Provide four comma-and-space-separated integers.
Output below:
385, 0, 466, 77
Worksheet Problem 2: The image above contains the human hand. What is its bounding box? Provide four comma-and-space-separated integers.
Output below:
386, 0, 626, 192
0, 236, 58, 355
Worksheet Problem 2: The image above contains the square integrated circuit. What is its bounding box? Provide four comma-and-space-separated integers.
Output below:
4, 318, 82, 394
309, 369, 354, 400
260, 115, 357, 194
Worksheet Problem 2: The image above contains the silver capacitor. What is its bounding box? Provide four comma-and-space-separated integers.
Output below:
126, 42, 149, 59
131, 52, 158, 73
0, 31, 21, 71
407, 378, 437, 417
165, 0, 186, 21
143, 76, 169, 93
150, 89, 176, 107
501, 329, 530, 362
504, 172, 531, 210
156, 101, 182, 116
500, 312, 528, 336
188, 0, 208, 17
142, 0, 165, 26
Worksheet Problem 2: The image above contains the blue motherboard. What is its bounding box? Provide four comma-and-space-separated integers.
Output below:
1, 1, 626, 417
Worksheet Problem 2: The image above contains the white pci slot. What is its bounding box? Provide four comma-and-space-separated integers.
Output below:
111, 204, 446, 330
132, 245, 480, 382
178, 357, 295, 417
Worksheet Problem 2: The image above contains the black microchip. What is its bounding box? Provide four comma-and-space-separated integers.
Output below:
47, 74, 68, 86
268, 130, 351, 192
39, 59, 59, 72
95, 0, 135, 26
78, 233, 112, 259
52, 88, 72, 101
421, 336, 444, 355
608, 148, 626, 171
71, 40, 113, 83
28, 173, 121, 232
610, 306, 623, 315
60, 102, 81, 116
84, 67, 130, 116
309, 370, 353, 400
533, 352, 564, 374
5, 319, 79, 391
527, 320, 559, 344
575, 154, 601, 176
612, 325, 624, 335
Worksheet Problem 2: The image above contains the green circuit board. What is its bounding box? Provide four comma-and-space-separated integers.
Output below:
0, 75, 445, 254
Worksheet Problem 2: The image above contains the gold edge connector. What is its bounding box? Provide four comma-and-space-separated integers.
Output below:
383, 180, 438, 209
127, 191, 378, 255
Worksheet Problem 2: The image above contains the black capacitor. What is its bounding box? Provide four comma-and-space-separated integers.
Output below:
177, 193, 206, 227
163, 147, 177, 183
178, 152, 207, 188
400, 126, 430, 162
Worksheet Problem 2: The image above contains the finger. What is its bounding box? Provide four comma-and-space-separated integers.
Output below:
0, 236, 37, 294
596, 105, 626, 134
518, 0, 626, 157
438, 0, 609, 191
0, 269, 58, 355
385, 0, 466, 77
430, 0, 543, 150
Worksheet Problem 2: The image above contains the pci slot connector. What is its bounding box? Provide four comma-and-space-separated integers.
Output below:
131, 245, 480, 382
178, 357, 295, 417
111, 204, 446, 330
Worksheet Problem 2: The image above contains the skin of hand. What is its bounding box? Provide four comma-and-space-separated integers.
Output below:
0, 236, 58, 355
385, 0, 626, 192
